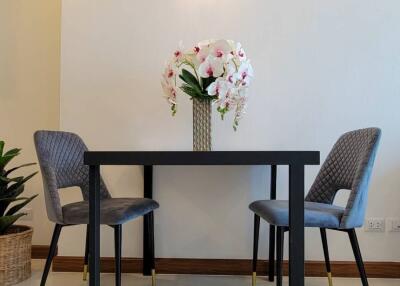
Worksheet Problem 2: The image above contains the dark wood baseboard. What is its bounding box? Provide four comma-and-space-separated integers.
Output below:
52, 256, 400, 278
31, 245, 56, 259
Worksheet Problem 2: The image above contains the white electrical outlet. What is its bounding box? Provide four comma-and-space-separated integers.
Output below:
365, 218, 385, 232
20, 208, 33, 221
387, 218, 400, 232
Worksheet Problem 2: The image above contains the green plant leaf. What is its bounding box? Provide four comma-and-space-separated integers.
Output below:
0, 197, 30, 216
0, 197, 30, 203
180, 69, 202, 90
200, 77, 216, 91
6, 172, 37, 195
0, 141, 4, 157
3, 148, 21, 157
0, 150, 21, 169
180, 84, 202, 98
0, 187, 25, 216
4, 184, 25, 201
0, 176, 24, 184
5, 163, 36, 176
0, 213, 26, 234
5, 194, 38, 216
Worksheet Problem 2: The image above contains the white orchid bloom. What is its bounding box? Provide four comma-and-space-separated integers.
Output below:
210, 39, 232, 60
163, 63, 176, 82
173, 41, 185, 63
196, 39, 217, 63
218, 90, 236, 110
196, 45, 210, 63
235, 42, 247, 61
198, 39, 215, 48
238, 60, 254, 86
161, 80, 177, 104
198, 55, 224, 78
207, 78, 230, 98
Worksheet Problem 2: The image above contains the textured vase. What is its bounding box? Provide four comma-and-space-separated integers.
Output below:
192, 97, 212, 151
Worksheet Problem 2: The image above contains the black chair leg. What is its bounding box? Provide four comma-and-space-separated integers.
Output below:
268, 225, 276, 281
147, 211, 156, 286
348, 229, 369, 286
40, 224, 62, 286
252, 214, 260, 286
320, 228, 333, 286
83, 224, 89, 281
268, 165, 277, 281
114, 225, 122, 286
276, 226, 284, 286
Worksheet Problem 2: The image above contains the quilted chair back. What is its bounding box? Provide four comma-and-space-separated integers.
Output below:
305, 128, 381, 229
34, 130, 111, 224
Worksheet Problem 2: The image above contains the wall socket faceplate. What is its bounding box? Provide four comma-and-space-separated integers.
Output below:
387, 218, 400, 232
365, 218, 385, 232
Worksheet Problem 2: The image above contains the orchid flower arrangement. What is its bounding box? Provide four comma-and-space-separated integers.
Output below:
161, 39, 254, 130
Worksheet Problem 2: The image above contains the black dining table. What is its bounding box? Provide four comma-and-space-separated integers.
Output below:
84, 151, 320, 286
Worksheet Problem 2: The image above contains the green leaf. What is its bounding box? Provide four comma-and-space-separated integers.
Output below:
0, 176, 24, 184
0, 213, 26, 234
180, 69, 202, 90
179, 78, 203, 97
6, 171, 37, 195
171, 104, 177, 116
201, 77, 216, 91
0, 197, 31, 216
180, 84, 202, 98
0, 141, 4, 157
3, 148, 21, 157
0, 197, 30, 203
4, 184, 25, 200
5, 163, 36, 176
5, 194, 38, 216
0, 151, 20, 169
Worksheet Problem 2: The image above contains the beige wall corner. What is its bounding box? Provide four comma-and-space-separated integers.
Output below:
0, 0, 61, 244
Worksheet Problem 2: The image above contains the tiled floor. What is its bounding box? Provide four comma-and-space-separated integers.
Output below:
17, 260, 400, 286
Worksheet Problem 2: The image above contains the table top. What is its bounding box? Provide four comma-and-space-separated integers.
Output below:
84, 151, 320, 166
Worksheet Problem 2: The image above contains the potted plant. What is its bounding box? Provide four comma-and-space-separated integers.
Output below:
0, 141, 37, 285
161, 39, 254, 151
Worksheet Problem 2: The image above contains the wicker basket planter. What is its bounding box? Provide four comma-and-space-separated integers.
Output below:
192, 97, 212, 151
0, 225, 33, 286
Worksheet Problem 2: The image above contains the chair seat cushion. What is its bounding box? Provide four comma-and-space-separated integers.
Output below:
62, 198, 159, 225
249, 200, 344, 228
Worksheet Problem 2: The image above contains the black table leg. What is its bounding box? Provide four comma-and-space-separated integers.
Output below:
143, 165, 153, 276
89, 165, 101, 286
288, 164, 305, 286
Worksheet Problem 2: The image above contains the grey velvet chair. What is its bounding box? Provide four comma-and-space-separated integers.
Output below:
34, 130, 159, 286
249, 128, 381, 286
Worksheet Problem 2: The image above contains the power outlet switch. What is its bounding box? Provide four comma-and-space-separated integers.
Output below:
365, 218, 385, 232
387, 218, 400, 232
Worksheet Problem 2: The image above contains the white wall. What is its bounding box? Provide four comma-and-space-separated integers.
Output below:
60, 0, 400, 261
0, 0, 61, 245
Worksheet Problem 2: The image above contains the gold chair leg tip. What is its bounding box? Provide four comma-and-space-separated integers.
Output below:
83, 264, 88, 281
151, 269, 156, 286
327, 272, 333, 286
252, 272, 257, 286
